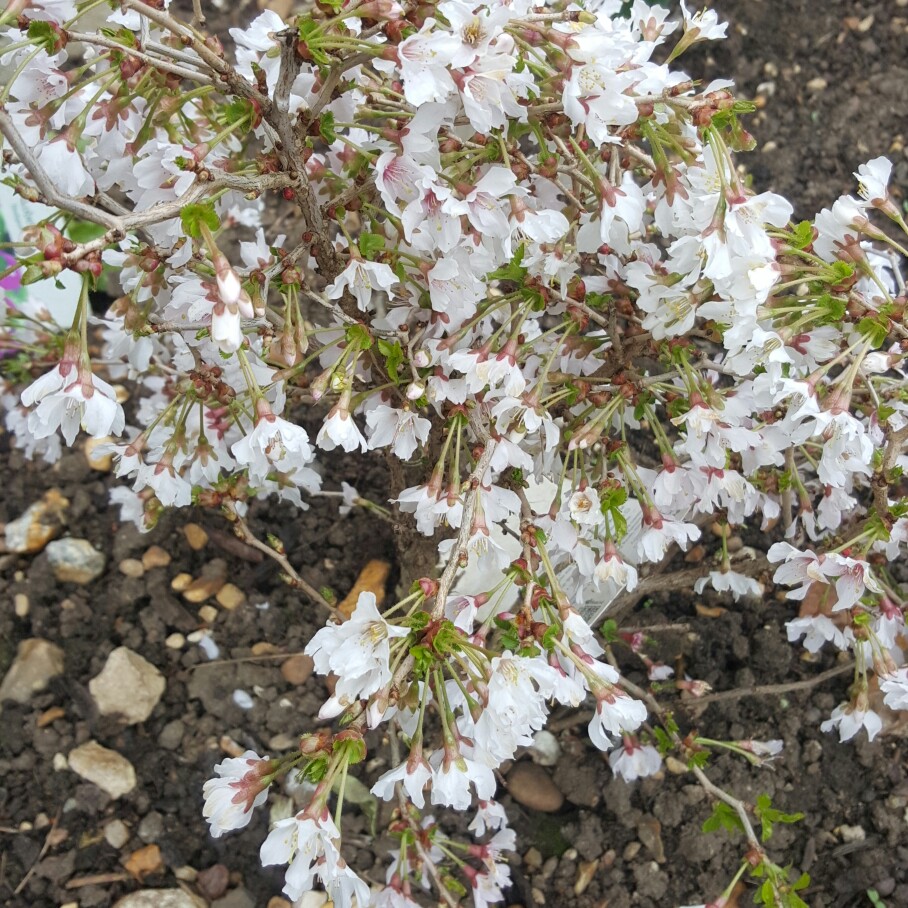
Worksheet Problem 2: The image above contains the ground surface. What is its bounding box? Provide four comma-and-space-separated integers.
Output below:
2, 2, 908, 907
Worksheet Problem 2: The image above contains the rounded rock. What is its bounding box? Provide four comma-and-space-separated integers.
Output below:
89, 647, 166, 725
506, 761, 563, 812
46, 538, 106, 584
68, 741, 137, 799
280, 654, 314, 686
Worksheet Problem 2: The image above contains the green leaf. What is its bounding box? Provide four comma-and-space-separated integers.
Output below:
702, 801, 744, 836
27, 20, 58, 53
319, 111, 336, 144
599, 618, 619, 643
357, 232, 385, 260
857, 314, 889, 349
755, 793, 805, 843
345, 323, 373, 351
221, 97, 254, 127
180, 203, 219, 239
377, 338, 404, 383
297, 19, 331, 64
788, 220, 815, 250
815, 293, 847, 324
66, 220, 107, 245
488, 244, 527, 283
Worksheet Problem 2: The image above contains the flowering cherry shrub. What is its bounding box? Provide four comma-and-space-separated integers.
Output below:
2, 0, 908, 905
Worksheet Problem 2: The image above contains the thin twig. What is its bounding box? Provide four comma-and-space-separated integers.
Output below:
13, 811, 60, 896
230, 511, 341, 620
691, 661, 854, 707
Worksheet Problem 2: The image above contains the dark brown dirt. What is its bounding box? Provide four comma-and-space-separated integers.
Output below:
3, 2, 908, 907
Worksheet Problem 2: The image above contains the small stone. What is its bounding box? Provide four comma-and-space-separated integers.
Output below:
89, 647, 166, 725
119, 559, 145, 578
684, 544, 706, 563
165, 633, 186, 650
531, 888, 546, 905
104, 819, 131, 849
183, 570, 226, 604
124, 843, 163, 878
220, 735, 245, 757
37, 706, 65, 727
281, 654, 314, 685
84, 436, 114, 471
53, 752, 68, 771
14, 593, 29, 617
267, 899, 293, 908
171, 573, 193, 592
4, 490, 69, 553
158, 719, 185, 751
216, 583, 246, 610
806, 76, 828, 91
68, 741, 137, 798
835, 824, 866, 843
251, 642, 282, 656
574, 858, 599, 895
212, 888, 254, 908
665, 756, 687, 775
637, 817, 665, 863
268, 733, 296, 750
197, 864, 230, 901
622, 841, 641, 861
114, 890, 204, 908
297, 894, 328, 908
137, 813, 164, 844
184, 523, 209, 550
232, 689, 254, 709
198, 605, 219, 624
0, 638, 65, 705
524, 847, 543, 869
506, 761, 564, 812
173, 867, 198, 882
46, 538, 106, 584
113, 384, 129, 403
142, 546, 171, 569
339, 559, 391, 618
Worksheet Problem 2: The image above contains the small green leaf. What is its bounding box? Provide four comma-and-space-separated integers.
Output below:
857, 314, 889, 349
702, 801, 744, 836
345, 322, 373, 350
319, 111, 336, 144
27, 20, 58, 53
357, 232, 385, 260
180, 203, 219, 239
788, 220, 814, 250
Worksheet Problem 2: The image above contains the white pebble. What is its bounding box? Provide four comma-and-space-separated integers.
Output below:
196, 633, 220, 660
232, 689, 254, 710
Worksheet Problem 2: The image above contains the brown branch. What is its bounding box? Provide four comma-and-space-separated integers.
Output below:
228, 510, 341, 620
871, 423, 908, 519
690, 660, 854, 708
121, 0, 269, 111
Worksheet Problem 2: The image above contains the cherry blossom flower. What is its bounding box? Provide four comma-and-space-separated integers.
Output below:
365, 404, 431, 460
880, 669, 908, 712
608, 740, 663, 782
260, 811, 370, 907
305, 591, 410, 707
22, 362, 125, 446
203, 751, 274, 837
820, 689, 882, 743
326, 257, 399, 312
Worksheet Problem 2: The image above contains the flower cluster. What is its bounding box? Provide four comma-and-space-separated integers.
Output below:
2, 0, 908, 905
